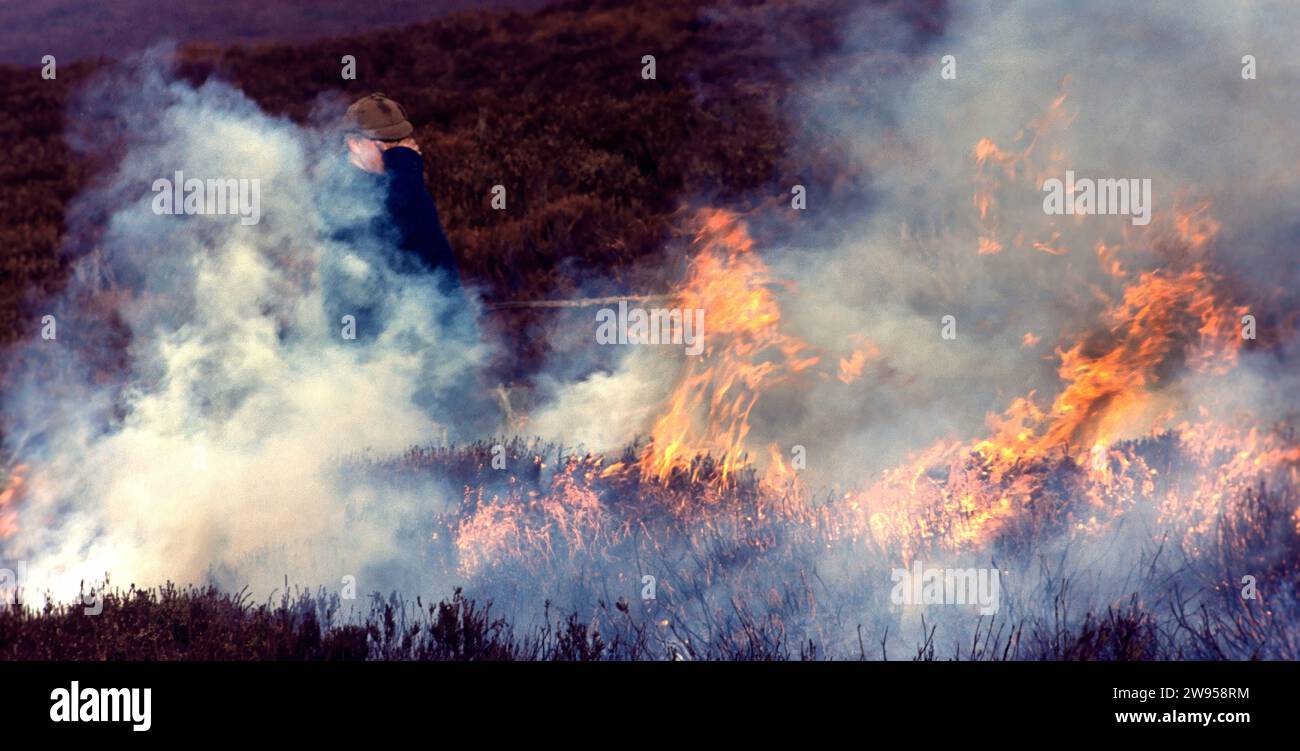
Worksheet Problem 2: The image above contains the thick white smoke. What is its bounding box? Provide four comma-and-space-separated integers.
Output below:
523, 0, 1300, 485
743, 0, 1297, 488
3, 53, 494, 600
515, 0, 1300, 651
3, 2, 1296, 656
771, 0, 1300, 644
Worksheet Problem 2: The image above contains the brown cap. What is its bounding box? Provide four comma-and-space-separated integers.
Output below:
344, 93, 413, 140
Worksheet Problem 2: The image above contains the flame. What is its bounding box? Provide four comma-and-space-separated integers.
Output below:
446, 89, 1297, 633
975, 263, 1245, 470
1032, 231, 1067, 255
843, 104, 1276, 559
762, 442, 793, 488
623, 123, 1269, 558
0, 464, 26, 539
456, 462, 609, 576
837, 335, 880, 384
2, 84, 1286, 637
977, 236, 1003, 255
972, 83, 1075, 255
1096, 242, 1126, 278
1172, 198, 1222, 252
638, 209, 818, 488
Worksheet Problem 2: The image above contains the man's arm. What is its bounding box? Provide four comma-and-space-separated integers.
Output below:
380, 145, 460, 287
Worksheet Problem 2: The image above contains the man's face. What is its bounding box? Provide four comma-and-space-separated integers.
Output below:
346, 135, 387, 175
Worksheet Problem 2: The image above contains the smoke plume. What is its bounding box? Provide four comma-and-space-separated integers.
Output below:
3, 52, 493, 599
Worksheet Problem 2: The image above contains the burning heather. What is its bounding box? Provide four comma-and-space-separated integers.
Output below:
1, 0, 1298, 661
436, 199, 1299, 658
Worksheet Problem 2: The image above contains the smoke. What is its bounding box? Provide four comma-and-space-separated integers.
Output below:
769, 0, 1300, 643
732, 0, 1300, 486
3, 51, 495, 600
529, 1, 1299, 482
528, 347, 672, 452
3, 2, 1296, 656
512, 0, 1300, 651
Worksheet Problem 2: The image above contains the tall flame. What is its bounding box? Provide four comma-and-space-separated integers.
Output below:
638, 209, 818, 487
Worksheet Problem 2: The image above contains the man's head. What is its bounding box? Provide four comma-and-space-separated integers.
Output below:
344, 93, 416, 174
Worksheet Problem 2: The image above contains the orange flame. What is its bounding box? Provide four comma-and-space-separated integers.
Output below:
450, 89, 1297, 599
973, 83, 1075, 255
0, 464, 27, 539
837, 335, 880, 385
638, 209, 818, 488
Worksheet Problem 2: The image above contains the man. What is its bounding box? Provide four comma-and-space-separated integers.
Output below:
341, 93, 460, 290
330, 93, 499, 437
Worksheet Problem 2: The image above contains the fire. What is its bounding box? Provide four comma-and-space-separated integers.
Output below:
977, 236, 1003, 255
0, 464, 25, 539
976, 264, 1245, 472
637, 209, 819, 488
449, 171, 1294, 621
827, 88, 1292, 562
594, 90, 1292, 570
611, 106, 1284, 569
1172, 198, 1222, 252
837, 335, 880, 384
762, 442, 793, 488
973, 84, 1075, 256
382, 78, 1300, 644
456, 460, 611, 576
1032, 232, 1067, 255
1096, 242, 1125, 278
847, 253, 1262, 558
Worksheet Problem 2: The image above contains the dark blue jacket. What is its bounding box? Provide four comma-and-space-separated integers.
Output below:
378, 147, 460, 289
320, 147, 464, 339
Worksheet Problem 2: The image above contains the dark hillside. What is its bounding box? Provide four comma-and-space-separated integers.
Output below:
0, 0, 945, 384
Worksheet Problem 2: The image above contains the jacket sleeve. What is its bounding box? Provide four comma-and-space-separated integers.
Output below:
381, 146, 460, 286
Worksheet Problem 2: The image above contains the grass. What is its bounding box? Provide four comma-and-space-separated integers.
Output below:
4, 432, 1295, 661
0, 578, 1281, 660
0, 0, 910, 387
